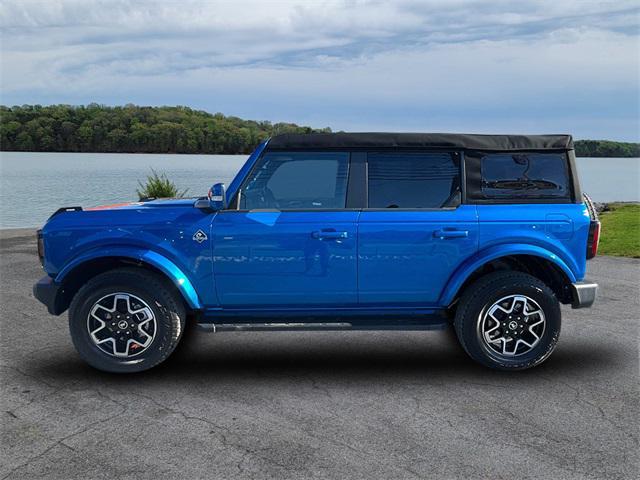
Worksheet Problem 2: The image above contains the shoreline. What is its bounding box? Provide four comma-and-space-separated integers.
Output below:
595, 200, 640, 212
0, 151, 249, 157
2, 150, 640, 158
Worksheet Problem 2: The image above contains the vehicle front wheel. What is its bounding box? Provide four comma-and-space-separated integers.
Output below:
454, 271, 561, 371
68, 268, 186, 373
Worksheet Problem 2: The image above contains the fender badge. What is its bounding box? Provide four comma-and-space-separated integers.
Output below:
193, 229, 208, 243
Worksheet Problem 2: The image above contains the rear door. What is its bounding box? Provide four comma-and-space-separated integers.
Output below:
357, 151, 478, 306
212, 151, 359, 307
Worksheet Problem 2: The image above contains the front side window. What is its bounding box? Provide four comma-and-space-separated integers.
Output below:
480, 153, 570, 199
239, 152, 349, 210
367, 152, 460, 208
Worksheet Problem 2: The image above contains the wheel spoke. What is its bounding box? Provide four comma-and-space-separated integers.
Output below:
90, 324, 110, 340
492, 304, 511, 316
515, 296, 527, 311
528, 317, 544, 328
515, 339, 533, 350
527, 329, 540, 342
485, 316, 500, 334
114, 294, 130, 313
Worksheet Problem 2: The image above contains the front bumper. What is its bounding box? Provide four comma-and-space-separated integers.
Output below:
33, 275, 64, 315
570, 281, 598, 309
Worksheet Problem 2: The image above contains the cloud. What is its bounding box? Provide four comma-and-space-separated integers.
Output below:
1, 0, 638, 140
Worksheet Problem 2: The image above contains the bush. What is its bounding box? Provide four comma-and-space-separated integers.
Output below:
136, 169, 188, 200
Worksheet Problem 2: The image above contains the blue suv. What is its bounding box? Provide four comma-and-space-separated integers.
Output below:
33, 133, 600, 372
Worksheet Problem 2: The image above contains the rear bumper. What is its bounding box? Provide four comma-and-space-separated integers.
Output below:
570, 281, 598, 309
33, 275, 64, 315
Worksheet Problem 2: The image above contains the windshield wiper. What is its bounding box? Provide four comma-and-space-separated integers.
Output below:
484, 179, 560, 190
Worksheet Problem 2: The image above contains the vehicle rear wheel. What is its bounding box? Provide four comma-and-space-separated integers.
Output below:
68, 268, 185, 373
454, 271, 561, 370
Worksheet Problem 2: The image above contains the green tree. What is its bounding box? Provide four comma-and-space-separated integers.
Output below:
3, 104, 636, 157
15, 131, 35, 151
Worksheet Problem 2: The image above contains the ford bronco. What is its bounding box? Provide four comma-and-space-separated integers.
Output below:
33, 133, 600, 373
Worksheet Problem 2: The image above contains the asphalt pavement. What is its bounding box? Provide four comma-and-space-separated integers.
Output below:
1, 228, 638, 479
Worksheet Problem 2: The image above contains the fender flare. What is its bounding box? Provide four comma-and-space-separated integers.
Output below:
440, 243, 577, 306
56, 246, 202, 310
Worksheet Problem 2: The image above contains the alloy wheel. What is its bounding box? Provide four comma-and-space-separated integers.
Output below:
478, 294, 546, 357
86, 292, 157, 358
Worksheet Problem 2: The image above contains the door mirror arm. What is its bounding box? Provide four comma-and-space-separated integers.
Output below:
194, 197, 214, 212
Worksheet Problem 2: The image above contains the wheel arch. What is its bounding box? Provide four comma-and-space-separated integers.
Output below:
441, 244, 577, 308
55, 249, 202, 314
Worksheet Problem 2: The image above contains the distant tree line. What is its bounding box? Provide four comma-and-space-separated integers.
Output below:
1, 104, 638, 157
0, 104, 330, 154
573, 140, 639, 158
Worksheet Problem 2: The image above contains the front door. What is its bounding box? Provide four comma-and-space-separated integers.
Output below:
212, 151, 358, 307
357, 151, 478, 306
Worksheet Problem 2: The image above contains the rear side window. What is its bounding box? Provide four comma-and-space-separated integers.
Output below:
466, 152, 572, 202
239, 152, 349, 209
367, 152, 460, 208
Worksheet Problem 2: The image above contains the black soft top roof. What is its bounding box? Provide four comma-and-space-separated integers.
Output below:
267, 132, 573, 152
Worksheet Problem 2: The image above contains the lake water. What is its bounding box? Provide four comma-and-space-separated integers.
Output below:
0, 152, 638, 229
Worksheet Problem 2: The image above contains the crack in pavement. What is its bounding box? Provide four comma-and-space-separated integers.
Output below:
1, 407, 128, 480
540, 374, 640, 446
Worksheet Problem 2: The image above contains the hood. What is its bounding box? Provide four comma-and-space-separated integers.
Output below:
85, 198, 197, 211
44, 197, 203, 231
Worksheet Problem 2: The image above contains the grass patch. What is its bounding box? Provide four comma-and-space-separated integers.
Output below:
598, 203, 640, 258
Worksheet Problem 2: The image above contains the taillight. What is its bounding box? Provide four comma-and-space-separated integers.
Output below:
586, 221, 600, 259
37, 230, 44, 266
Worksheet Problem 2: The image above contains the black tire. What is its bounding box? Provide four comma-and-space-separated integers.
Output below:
454, 271, 561, 371
68, 267, 186, 373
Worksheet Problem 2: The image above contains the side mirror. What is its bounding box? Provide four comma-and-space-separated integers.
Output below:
208, 183, 227, 210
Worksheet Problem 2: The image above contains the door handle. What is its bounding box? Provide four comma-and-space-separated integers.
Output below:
433, 229, 469, 239
311, 230, 349, 240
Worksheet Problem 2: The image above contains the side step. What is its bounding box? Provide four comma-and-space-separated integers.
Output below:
196, 321, 448, 333
197, 322, 353, 333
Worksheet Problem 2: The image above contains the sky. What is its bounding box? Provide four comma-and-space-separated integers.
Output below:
1, 0, 639, 141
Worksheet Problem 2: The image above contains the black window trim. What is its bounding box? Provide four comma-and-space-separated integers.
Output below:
463, 150, 579, 205
362, 149, 464, 211
227, 149, 355, 212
